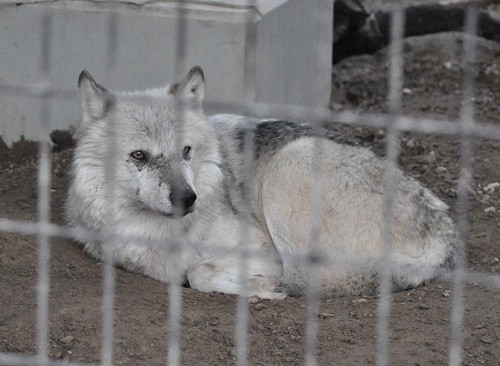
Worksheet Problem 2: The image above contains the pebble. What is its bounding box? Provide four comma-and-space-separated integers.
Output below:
403, 88, 413, 95
423, 151, 436, 164
484, 182, 499, 193
442, 290, 451, 298
418, 304, 430, 310
481, 194, 491, 204
436, 166, 448, 174
484, 207, 496, 213
351, 298, 368, 304
252, 303, 266, 311
480, 337, 493, 344
331, 102, 343, 111
318, 311, 335, 318
247, 296, 261, 304
59, 335, 74, 344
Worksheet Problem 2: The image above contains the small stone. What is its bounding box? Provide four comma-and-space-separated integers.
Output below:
253, 303, 266, 311
318, 311, 335, 318
481, 194, 491, 203
351, 298, 368, 304
494, 257, 499, 263
423, 151, 436, 164
403, 88, 413, 95
418, 304, 430, 310
484, 182, 499, 193
406, 137, 415, 147
484, 207, 496, 213
331, 102, 343, 111
444, 61, 453, 69
480, 337, 493, 344
67, 350, 73, 355
442, 291, 451, 298
59, 336, 74, 344
248, 296, 261, 304
436, 166, 448, 174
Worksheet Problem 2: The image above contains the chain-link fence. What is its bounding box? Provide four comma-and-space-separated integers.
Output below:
0, 1, 499, 365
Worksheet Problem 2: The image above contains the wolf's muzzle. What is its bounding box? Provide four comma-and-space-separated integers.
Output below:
170, 186, 197, 210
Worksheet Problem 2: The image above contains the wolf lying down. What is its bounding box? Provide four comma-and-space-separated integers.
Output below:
67, 66, 457, 299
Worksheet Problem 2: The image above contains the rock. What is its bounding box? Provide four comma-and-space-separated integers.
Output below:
248, 296, 261, 304
351, 298, 368, 304
253, 303, 266, 311
484, 207, 496, 213
406, 137, 415, 148
436, 166, 448, 174
481, 194, 491, 204
418, 304, 430, 310
422, 151, 436, 164
480, 337, 493, 344
442, 290, 451, 298
59, 335, 74, 344
331, 102, 343, 111
484, 182, 499, 193
319, 311, 335, 318
403, 88, 413, 95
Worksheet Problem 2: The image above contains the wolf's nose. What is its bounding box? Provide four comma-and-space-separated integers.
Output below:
170, 187, 197, 209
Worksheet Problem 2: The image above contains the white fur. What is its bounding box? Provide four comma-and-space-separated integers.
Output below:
67, 67, 458, 299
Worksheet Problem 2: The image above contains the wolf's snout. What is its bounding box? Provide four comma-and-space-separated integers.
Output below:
170, 187, 197, 209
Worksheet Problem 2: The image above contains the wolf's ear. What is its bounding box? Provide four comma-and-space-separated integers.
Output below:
78, 70, 113, 119
169, 66, 205, 102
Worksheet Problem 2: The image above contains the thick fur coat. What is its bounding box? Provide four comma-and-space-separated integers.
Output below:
67, 67, 457, 299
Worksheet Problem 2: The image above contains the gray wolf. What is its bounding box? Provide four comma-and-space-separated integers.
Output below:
67, 66, 457, 299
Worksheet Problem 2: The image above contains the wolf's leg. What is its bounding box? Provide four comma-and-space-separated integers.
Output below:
187, 240, 285, 300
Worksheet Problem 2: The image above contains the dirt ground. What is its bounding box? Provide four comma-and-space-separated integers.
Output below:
0, 32, 499, 365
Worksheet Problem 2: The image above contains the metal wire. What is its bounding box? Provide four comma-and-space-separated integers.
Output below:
375, 5, 405, 366
36, 12, 53, 366
0, 2, 494, 366
448, 4, 479, 366
167, 2, 188, 365
234, 3, 258, 365
99, 12, 119, 366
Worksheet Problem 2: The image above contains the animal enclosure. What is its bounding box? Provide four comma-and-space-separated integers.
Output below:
0, 1, 499, 366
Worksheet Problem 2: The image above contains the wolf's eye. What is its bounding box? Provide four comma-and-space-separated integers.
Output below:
130, 150, 146, 160
182, 146, 192, 160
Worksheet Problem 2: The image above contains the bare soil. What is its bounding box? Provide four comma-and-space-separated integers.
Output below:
0, 32, 499, 365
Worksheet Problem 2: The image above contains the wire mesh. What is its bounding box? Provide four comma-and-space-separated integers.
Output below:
0, 1, 498, 366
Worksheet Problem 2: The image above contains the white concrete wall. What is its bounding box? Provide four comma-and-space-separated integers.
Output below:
0, 0, 332, 145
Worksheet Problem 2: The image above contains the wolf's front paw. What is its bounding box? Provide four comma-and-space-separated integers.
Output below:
248, 275, 287, 300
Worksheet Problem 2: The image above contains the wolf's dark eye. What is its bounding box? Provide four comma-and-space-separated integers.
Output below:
182, 146, 192, 160
130, 150, 146, 160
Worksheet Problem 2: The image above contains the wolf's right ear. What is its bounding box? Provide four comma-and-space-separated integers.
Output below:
78, 70, 113, 119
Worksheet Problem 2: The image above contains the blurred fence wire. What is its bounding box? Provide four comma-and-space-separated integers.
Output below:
0, 1, 499, 366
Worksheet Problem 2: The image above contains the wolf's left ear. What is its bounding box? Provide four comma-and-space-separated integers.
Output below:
170, 66, 205, 102
78, 70, 113, 120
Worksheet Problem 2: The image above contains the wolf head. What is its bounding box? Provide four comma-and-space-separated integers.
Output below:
74, 66, 221, 219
